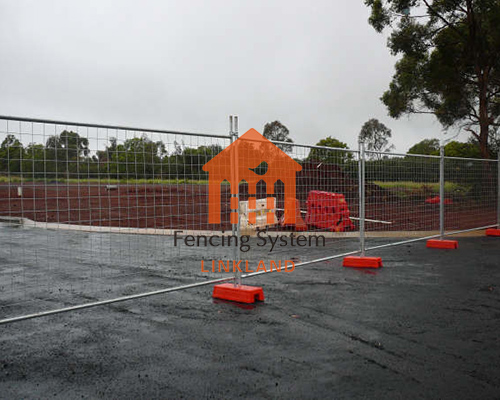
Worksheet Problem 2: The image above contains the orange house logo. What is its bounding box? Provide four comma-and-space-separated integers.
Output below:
203, 128, 301, 225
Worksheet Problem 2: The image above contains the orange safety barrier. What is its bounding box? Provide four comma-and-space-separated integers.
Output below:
343, 256, 383, 268
425, 196, 453, 205
279, 200, 307, 231
212, 284, 265, 304
486, 228, 500, 237
305, 191, 355, 232
426, 239, 458, 249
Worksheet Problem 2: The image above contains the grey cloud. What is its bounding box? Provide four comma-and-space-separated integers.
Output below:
0, 0, 467, 151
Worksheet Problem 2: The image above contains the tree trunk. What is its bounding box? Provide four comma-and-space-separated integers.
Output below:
478, 70, 491, 159
468, 1, 491, 159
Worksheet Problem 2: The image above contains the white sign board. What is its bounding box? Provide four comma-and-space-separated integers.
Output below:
239, 197, 278, 229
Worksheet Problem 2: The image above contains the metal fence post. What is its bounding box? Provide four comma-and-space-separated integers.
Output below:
440, 144, 445, 240
359, 141, 366, 256
230, 116, 241, 287
498, 150, 500, 228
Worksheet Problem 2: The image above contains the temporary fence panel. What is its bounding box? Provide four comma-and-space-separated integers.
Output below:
0, 116, 234, 321
443, 156, 498, 232
363, 149, 441, 248
362, 145, 499, 252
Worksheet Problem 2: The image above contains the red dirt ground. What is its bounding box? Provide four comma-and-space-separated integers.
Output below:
0, 182, 496, 233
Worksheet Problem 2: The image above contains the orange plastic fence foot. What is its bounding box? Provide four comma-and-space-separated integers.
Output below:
212, 283, 264, 304
342, 256, 383, 268
426, 239, 458, 249
486, 228, 500, 237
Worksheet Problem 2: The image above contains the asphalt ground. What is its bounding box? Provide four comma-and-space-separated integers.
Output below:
0, 236, 499, 399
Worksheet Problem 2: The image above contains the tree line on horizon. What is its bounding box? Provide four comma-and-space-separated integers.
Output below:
0, 119, 495, 186
0, 130, 223, 180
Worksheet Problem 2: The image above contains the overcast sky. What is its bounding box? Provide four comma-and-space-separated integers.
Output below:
0, 0, 468, 152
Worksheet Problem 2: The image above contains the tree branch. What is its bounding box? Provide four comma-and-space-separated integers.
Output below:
422, 0, 464, 37
488, 88, 500, 98
412, 110, 438, 115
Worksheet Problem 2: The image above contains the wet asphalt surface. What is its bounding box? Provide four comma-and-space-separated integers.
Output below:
0, 236, 499, 399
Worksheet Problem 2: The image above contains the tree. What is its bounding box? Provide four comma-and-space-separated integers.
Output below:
307, 136, 353, 165
45, 131, 90, 178
0, 134, 24, 174
358, 118, 394, 157
23, 143, 46, 176
46, 130, 89, 160
111, 136, 166, 179
263, 121, 294, 152
407, 138, 440, 155
407, 138, 481, 157
444, 140, 482, 158
174, 144, 223, 179
470, 130, 499, 158
365, 0, 500, 158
